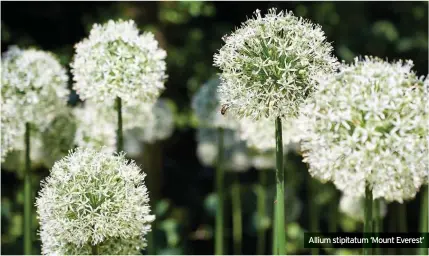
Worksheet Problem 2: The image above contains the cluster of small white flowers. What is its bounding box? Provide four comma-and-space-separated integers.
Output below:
36, 147, 155, 254
252, 152, 276, 170
1, 46, 70, 129
339, 194, 387, 222
141, 99, 175, 143
192, 76, 238, 129
1, 98, 23, 162
71, 19, 167, 104
196, 128, 251, 172
300, 57, 428, 202
73, 103, 117, 153
238, 117, 302, 152
214, 8, 338, 120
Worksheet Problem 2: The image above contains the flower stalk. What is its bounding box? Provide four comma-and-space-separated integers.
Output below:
373, 199, 381, 255
91, 244, 99, 255
24, 122, 32, 255
308, 178, 319, 255
257, 170, 267, 255
215, 128, 224, 255
116, 97, 123, 152
363, 185, 373, 255
231, 174, 242, 255
419, 185, 428, 256
275, 117, 285, 255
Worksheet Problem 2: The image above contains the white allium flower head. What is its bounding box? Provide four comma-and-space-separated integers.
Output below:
1, 46, 69, 130
73, 103, 117, 153
214, 8, 338, 120
71, 19, 167, 104
339, 194, 387, 222
301, 57, 428, 202
141, 99, 175, 143
252, 152, 276, 170
192, 76, 238, 129
239, 116, 302, 152
1, 98, 23, 162
36, 147, 155, 254
196, 128, 251, 172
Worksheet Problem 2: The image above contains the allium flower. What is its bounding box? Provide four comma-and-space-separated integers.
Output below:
1, 98, 23, 162
252, 152, 276, 170
73, 103, 117, 153
1, 46, 70, 130
71, 20, 167, 104
196, 128, 251, 172
192, 76, 238, 129
140, 99, 175, 143
36, 147, 155, 255
300, 57, 428, 202
214, 8, 338, 120
238, 117, 301, 152
339, 194, 387, 222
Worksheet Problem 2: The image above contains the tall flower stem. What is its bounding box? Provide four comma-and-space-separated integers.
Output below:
24, 122, 32, 255
91, 244, 99, 255
116, 97, 123, 152
419, 185, 428, 256
257, 170, 267, 255
308, 178, 319, 255
275, 117, 285, 255
231, 174, 242, 255
215, 128, 224, 255
373, 199, 381, 255
363, 185, 373, 255
329, 189, 338, 233
398, 202, 408, 254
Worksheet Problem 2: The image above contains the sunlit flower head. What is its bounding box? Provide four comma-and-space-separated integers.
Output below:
300, 57, 428, 202
36, 147, 155, 254
339, 194, 387, 222
1, 46, 69, 130
214, 8, 338, 120
71, 20, 167, 104
192, 76, 238, 129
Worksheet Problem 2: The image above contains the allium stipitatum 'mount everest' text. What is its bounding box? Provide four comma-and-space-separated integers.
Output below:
71, 19, 167, 104
300, 57, 428, 203
1, 46, 69, 160
36, 147, 155, 255
214, 8, 338, 120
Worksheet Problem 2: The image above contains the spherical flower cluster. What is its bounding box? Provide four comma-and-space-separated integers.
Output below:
71, 19, 167, 104
300, 57, 428, 202
196, 128, 251, 172
1, 46, 70, 130
141, 99, 175, 143
1, 98, 23, 162
339, 194, 387, 222
238, 117, 301, 152
36, 147, 155, 254
214, 8, 338, 120
73, 103, 117, 153
192, 76, 238, 129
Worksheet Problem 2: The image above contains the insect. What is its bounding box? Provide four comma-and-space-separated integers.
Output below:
220, 104, 230, 115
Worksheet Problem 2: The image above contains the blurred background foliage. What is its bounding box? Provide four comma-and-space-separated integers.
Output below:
1, 1, 428, 255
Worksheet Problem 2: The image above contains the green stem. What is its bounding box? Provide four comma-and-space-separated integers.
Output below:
373, 199, 381, 255
329, 189, 337, 233
231, 175, 242, 255
215, 128, 224, 255
257, 170, 267, 255
275, 117, 285, 255
419, 185, 428, 256
116, 97, 123, 152
308, 178, 319, 255
272, 201, 278, 255
398, 202, 408, 255
24, 123, 32, 255
91, 244, 99, 255
363, 185, 373, 255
